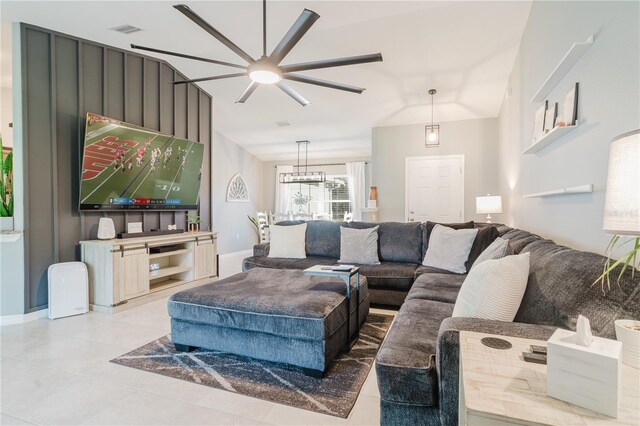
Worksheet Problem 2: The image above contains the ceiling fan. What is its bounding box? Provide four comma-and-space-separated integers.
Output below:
131, 1, 383, 106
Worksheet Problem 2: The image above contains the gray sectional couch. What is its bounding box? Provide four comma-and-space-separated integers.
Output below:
242, 220, 640, 426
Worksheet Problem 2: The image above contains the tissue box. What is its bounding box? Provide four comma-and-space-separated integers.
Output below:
547, 328, 622, 418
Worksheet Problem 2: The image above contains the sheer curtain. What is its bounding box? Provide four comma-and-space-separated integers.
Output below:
346, 162, 366, 221
275, 165, 294, 214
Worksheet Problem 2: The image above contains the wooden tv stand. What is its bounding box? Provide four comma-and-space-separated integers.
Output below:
80, 231, 218, 313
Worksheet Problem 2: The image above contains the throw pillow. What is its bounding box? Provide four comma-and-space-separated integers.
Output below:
422, 224, 478, 274
421, 221, 475, 258
339, 226, 380, 265
452, 252, 531, 321
268, 223, 307, 259
471, 237, 514, 269
465, 226, 500, 271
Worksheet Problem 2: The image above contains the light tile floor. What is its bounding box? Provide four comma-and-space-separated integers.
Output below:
1, 252, 394, 426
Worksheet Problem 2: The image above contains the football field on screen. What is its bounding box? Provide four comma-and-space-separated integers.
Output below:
80, 121, 204, 206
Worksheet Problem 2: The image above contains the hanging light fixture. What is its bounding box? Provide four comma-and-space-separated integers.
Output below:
425, 89, 440, 147
279, 140, 327, 184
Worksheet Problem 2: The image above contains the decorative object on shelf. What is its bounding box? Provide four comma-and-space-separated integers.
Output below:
292, 191, 312, 213
547, 319, 622, 418
368, 186, 378, 208
475, 194, 502, 223
0, 135, 13, 221
522, 124, 580, 154
186, 214, 200, 232
97, 217, 116, 240
532, 101, 547, 142
279, 140, 326, 184
425, 89, 440, 147
127, 222, 143, 234
131, 1, 382, 106
168, 224, 177, 230
226, 173, 249, 202
615, 320, 640, 369
595, 129, 640, 292
562, 82, 579, 126
150, 263, 160, 271
543, 102, 558, 133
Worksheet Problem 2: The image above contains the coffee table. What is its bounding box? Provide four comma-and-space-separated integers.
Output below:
304, 265, 361, 351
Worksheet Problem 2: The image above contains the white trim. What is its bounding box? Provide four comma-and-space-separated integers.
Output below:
219, 249, 252, 258
0, 308, 49, 326
405, 154, 465, 223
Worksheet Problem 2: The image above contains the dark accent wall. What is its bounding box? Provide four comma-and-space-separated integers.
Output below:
19, 24, 212, 313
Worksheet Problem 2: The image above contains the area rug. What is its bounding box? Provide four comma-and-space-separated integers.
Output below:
111, 313, 393, 418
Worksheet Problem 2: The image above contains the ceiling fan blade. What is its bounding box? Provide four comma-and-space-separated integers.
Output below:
173, 4, 255, 64
276, 81, 310, 106
282, 74, 365, 94
269, 9, 320, 65
130, 44, 247, 69
236, 81, 259, 103
172, 73, 246, 84
280, 53, 383, 73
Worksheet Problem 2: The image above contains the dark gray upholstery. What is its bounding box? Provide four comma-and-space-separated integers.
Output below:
243, 255, 335, 272
406, 273, 465, 304
465, 225, 499, 270
348, 221, 423, 264
414, 265, 456, 279
272, 220, 347, 258
356, 262, 418, 292
169, 268, 369, 373
376, 299, 454, 407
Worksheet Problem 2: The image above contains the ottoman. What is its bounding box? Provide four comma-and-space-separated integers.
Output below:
167, 267, 369, 376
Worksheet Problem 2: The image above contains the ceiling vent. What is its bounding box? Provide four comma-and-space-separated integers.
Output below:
275, 121, 291, 127
111, 25, 143, 34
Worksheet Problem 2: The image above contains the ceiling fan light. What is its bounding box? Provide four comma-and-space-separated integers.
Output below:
249, 69, 281, 84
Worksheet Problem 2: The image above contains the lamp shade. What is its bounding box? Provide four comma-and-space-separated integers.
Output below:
603, 129, 640, 235
476, 195, 503, 214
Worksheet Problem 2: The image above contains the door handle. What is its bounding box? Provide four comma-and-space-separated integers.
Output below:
410, 210, 414, 214
409, 218, 415, 222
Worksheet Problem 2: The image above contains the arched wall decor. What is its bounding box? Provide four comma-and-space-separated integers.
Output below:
226, 173, 249, 203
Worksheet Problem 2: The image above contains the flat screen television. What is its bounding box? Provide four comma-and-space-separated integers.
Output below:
79, 113, 204, 211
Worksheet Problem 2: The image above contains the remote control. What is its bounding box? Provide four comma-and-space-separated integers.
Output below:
522, 351, 547, 365
530, 345, 547, 355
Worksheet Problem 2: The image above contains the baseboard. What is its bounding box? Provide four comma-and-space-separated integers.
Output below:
0, 308, 49, 326
219, 249, 252, 258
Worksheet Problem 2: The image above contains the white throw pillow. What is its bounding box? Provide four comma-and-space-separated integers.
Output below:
452, 252, 530, 322
422, 224, 478, 274
339, 226, 380, 265
268, 223, 307, 259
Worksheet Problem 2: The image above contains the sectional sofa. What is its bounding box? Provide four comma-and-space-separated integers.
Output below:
242, 220, 640, 425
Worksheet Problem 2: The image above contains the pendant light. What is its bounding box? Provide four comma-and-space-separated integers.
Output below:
425, 89, 440, 147
279, 141, 327, 184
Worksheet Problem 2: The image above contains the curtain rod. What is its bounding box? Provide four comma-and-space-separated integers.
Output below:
274, 162, 369, 168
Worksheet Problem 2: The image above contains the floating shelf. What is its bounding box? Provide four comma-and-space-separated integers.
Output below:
522, 125, 579, 154
149, 264, 191, 279
531, 35, 593, 103
523, 184, 593, 198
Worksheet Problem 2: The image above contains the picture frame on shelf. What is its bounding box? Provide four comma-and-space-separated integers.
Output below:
533, 101, 547, 142
562, 82, 579, 126
544, 102, 558, 133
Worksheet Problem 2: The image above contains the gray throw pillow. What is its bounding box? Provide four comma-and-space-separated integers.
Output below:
471, 237, 514, 270
339, 226, 380, 265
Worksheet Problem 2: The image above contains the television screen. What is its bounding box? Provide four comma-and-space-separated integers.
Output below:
79, 113, 204, 211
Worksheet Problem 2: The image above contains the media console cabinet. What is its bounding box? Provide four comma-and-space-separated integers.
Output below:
80, 231, 218, 313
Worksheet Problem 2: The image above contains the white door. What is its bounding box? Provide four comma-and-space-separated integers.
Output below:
405, 155, 464, 223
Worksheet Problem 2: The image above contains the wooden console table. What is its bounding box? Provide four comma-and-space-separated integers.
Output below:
458, 331, 639, 425
80, 231, 217, 313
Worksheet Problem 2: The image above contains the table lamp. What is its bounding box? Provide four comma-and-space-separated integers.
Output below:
476, 195, 502, 223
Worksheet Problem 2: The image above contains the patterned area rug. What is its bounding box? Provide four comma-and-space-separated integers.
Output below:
111, 313, 393, 418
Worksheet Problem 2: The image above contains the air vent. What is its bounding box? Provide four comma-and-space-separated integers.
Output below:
111, 25, 143, 34
275, 121, 291, 127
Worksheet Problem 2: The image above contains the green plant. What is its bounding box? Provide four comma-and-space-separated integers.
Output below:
247, 215, 259, 236
0, 135, 13, 217
186, 214, 200, 224
593, 235, 640, 293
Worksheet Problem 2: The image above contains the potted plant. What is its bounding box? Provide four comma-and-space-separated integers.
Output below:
186, 214, 200, 232
0, 135, 13, 231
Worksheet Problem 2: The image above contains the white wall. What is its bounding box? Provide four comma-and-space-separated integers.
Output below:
212, 130, 265, 254
498, 0, 640, 255
372, 118, 500, 222
262, 156, 371, 213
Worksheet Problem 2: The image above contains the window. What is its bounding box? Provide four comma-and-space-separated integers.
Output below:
293, 175, 350, 221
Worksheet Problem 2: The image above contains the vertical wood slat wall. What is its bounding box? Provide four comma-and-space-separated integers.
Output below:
20, 24, 212, 312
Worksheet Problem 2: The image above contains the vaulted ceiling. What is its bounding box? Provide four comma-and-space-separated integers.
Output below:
1, 1, 531, 160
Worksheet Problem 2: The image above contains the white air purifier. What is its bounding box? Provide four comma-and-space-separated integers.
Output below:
48, 262, 89, 320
